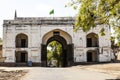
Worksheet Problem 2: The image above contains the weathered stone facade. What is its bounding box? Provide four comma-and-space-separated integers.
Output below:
3, 17, 113, 66
0, 45, 2, 57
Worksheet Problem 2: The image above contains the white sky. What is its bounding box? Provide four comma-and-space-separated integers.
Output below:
0, 0, 77, 38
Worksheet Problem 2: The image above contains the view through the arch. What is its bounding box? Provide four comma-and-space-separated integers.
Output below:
47, 40, 62, 67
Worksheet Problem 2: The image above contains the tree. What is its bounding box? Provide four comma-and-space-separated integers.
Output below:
67, 0, 120, 44
47, 41, 62, 67
66, 0, 120, 61
0, 38, 2, 45
111, 36, 120, 61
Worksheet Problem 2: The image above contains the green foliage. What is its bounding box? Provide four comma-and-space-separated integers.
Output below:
100, 28, 105, 36
47, 50, 53, 61
110, 36, 115, 42
47, 41, 62, 67
0, 38, 2, 44
68, 0, 120, 45
65, 0, 81, 10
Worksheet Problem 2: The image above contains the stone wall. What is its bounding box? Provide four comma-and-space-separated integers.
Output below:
0, 45, 2, 57
3, 17, 112, 65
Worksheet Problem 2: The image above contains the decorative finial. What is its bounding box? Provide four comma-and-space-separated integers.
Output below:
14, 10, 17, 19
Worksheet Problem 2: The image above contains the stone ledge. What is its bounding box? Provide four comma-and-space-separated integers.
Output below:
0, 62, 16, 67
3, 17, 75, 26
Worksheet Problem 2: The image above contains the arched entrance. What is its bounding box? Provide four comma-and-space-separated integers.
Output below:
41, 29, 73, 67
15, 51, 28, 63
87, 50, 98, 62
46, 36, 67, 67
47, 41, 63, 67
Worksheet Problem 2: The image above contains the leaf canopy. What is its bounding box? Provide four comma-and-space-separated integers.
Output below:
67, 0, 120, 45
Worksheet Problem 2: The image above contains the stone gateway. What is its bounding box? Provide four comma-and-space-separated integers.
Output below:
2, 16, 113, 67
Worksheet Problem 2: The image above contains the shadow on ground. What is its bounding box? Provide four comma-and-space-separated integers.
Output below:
106, 76, 120, 80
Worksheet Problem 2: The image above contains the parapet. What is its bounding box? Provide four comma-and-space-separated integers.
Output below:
3, 17, 75, 26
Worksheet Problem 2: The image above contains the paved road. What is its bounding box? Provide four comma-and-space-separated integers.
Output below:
21, 67, 117, 80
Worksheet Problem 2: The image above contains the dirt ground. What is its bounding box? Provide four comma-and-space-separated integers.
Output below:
0, 63, 120, 80
0, 69, 28, 80
75, 63, 120, 79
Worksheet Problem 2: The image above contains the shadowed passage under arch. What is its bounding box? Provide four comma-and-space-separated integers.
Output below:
47, 40, 63, 67
41, 33, 74, 67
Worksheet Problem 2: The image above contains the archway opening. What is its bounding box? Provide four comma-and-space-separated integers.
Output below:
87, 33, 99, 47
87, 50, 97, 62
16, 33, 28, 48
15, 51, 28, 63
47, 40, 63, 67
41, 35, 70, 67
41, 29, 73, 67
46, 35, 68, 67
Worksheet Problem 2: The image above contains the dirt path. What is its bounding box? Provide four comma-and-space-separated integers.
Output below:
0, 69, 27, 80
0, 63, 119, 80
22, 67, 116, 80
74, 63, 120, 78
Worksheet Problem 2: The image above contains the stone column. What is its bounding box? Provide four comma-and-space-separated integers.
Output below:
41, 44, 47, 67
67, 44, 74, 66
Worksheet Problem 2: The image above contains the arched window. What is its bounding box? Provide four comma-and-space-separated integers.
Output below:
86, 33, 99, 47
16, 33, 28, 48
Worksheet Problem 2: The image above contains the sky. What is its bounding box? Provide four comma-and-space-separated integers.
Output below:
0, 0, 77, 38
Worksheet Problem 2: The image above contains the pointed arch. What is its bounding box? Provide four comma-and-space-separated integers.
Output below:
86, 33, 99, 47
15, 33, 28, 48
41, 29, 74, 67
42, 29, 72, 45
